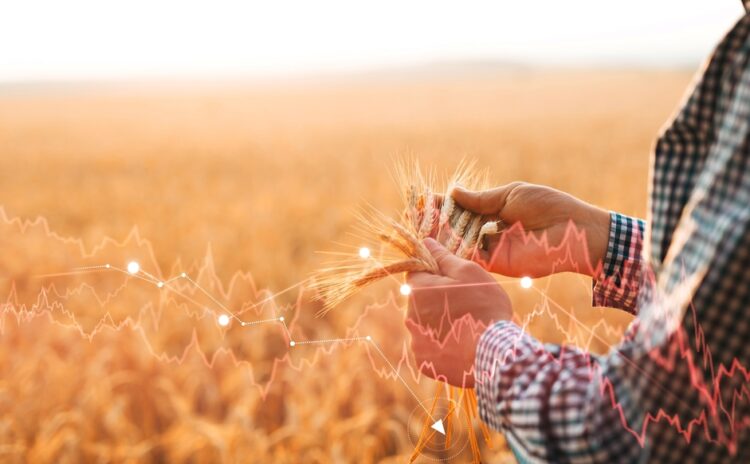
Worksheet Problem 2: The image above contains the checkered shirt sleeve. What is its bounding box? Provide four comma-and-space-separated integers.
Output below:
475, 321, 611, 463
591, 212, 646, 314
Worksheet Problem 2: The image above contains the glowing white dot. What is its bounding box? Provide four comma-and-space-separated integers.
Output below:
366, 335, 372, 341
126, 261, 140, 275
279, 316, 285, 322
289, 341, 296, 347
180, 272, 187, 278
358, 247, 371, 259
218, 314, 230, 326
105, 264, 111, 269
157, 281, 164, 288
400, 283, 412, 296
520, 276, 533, 289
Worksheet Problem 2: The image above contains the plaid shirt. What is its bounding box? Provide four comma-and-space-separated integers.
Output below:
475, 5, 750, 463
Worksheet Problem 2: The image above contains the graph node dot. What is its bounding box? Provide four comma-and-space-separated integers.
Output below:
399, 283, 412, 296
126, 261, 140, 275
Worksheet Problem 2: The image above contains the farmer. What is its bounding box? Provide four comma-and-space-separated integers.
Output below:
406, 3, 750, 462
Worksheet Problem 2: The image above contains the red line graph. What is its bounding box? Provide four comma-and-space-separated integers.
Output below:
3, 205, 749, 456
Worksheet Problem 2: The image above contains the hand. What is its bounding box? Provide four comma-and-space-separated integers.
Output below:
452, 182, 610, 278
405, 238, 511, 388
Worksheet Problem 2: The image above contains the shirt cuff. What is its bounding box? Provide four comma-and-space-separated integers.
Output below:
474, 320, 533, 432
592, 212, 645, 314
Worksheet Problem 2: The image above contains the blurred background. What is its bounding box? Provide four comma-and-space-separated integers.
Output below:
0, 1, 745, 462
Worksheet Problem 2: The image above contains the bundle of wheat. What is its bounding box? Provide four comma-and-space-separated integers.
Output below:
312, 161, 503, 314
312, 161, 504, 462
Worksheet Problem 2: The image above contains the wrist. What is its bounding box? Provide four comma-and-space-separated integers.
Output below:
574, 205, 611, 277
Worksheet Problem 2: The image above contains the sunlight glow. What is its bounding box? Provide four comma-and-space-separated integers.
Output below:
0, 1, 740, 82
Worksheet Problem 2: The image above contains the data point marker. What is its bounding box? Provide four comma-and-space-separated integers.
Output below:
157, 281, 164, 288
358, 247, 371, 259
366, 335, 371, 341
279, 316, 285, 322
520, 276, 533, 289
399, 283, 412, 296
289, 341, 296, 347
218, 314, 230, 326
127, 261, 140, 275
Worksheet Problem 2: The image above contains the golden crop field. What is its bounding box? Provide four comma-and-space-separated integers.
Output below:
0, 69, 692, 463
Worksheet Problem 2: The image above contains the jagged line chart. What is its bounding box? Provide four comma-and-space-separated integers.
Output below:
3, 206, 747, 458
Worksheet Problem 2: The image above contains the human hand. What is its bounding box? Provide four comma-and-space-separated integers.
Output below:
405, 238, 511, 388
452, 182, 610, 278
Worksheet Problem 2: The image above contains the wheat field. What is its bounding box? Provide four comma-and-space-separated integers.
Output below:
0, 69, 692, 462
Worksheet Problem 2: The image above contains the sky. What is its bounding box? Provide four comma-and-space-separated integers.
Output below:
0, 0, 745, 82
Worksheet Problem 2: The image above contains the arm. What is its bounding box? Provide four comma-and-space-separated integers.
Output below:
475, 201, 749, 462
451, 184, 646, 313
410, 206, 748, 460
475, 321, 631, 462
450, 183, 612, 279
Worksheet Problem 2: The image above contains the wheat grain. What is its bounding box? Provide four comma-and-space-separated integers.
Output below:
418, 191, 436, 238
445, 208, 473, 254
439, 185, 457, 228
456, 214, 484, 259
